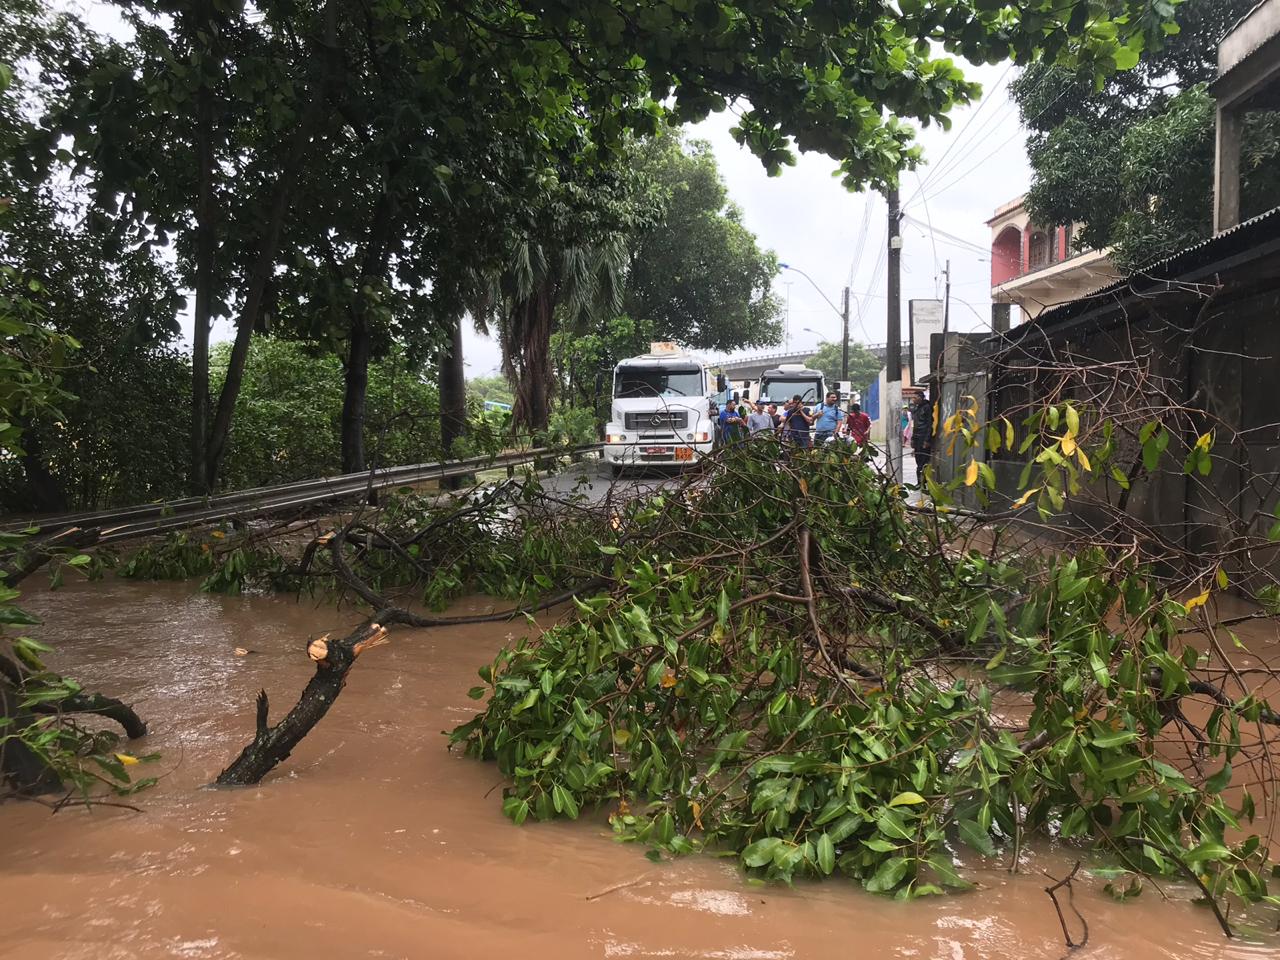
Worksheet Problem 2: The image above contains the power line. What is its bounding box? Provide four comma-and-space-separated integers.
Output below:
905, 63, 1013, 206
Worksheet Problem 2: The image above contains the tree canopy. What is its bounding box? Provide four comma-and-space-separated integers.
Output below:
623, 135, 781, 352
806, 341, 885, 399
1013, 0, 1280, 269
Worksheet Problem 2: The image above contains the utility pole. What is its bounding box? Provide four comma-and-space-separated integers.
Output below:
840, 286, 850, 381
942, 259, 952, 338
885, 185, 903, 483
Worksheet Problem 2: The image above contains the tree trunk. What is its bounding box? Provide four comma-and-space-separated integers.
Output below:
511, 281, 554, 432
18, 428, 67, 512
341, 317, 371, 474
439, 313, 467, 456
192, 67, 215, 494
203, 178, 292, 491
203, 0, 339, 491
0, 679, 63, 796
188, 3, 216, 491
338, 190, 397, 475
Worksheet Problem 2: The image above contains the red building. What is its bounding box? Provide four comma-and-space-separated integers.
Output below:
988, 196, 1119, 326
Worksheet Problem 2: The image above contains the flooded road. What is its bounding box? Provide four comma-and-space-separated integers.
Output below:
1, 578, 1276, 959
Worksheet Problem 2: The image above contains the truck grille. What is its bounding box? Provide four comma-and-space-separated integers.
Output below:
625, 410, 689, 431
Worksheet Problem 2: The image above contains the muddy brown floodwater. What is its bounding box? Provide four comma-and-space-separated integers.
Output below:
3, 578, 1280, 960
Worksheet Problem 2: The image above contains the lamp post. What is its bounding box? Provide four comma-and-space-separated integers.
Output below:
779, 263, 851, 381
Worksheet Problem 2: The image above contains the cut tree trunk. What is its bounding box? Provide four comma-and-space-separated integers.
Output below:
215, 620, 388, 785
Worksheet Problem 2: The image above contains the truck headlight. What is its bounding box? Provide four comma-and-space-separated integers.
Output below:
686, 432, 694, 442
607, 433, 627, 443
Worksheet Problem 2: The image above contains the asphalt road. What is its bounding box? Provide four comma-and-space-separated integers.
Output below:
539, 444, 920, 505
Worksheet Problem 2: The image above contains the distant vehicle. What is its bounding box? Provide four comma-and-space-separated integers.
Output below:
603, 342, 718, 477
482, 399, 513, 414
757, 363, 826, 407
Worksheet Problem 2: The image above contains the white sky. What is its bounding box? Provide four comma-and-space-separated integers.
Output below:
71, 3, 1030, 378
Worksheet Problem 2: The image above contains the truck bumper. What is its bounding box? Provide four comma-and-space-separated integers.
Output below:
604, 442, 713, 466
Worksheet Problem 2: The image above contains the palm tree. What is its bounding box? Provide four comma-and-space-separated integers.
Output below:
473, 234, 626, 432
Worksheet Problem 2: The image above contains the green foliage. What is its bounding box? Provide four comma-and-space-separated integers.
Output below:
622, 135, 782, 352
806, 341, 884, 399
468, 376, 514, 406
452, 443, 1280, 917
120, 529, 294, 596
0, 537, 157, 799
1015, 0, 1280, 268
212, 339, 444, 489
538, 408, 599, 449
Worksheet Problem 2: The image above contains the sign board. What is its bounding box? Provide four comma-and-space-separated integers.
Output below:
908, 300, 944, 383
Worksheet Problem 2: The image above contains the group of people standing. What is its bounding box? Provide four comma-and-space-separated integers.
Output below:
717, 390, 935, 477
717, 391, 873, 448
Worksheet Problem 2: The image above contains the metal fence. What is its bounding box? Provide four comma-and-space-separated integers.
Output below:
4, 445, 603, 546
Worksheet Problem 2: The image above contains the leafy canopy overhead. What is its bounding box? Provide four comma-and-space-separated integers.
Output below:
1012, 0, 1280, 268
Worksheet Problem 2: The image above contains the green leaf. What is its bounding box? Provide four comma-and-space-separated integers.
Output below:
864, 856, 910, 893
742, 836, 783, 867
816, 833, 836, 875
956, 818, 995, 857
888, 791, 926, 807
1205, 762, 1232, 794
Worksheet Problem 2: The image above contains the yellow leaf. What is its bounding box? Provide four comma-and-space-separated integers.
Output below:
964, 458, 979, 487
660, 672, 677, 688
210, 530, 225, 539
1216, 567, 1229, 590
1003, 417, 1014, 451
613, 728, 631, 746
1185, 589, 1210, 613
1195, 431, 1213, 452
798, 477, 808, 495
1012, 487, 1041, 508
692, 800, 704, 829
1076, 446, 1091, 472
1061, 434, 1077, 456
115, 753, 139, 766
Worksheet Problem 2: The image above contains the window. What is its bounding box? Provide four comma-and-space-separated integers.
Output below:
1029, 231, 1048, 269
614, 366, 705, 398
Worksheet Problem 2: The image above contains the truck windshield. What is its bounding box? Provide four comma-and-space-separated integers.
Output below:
761, 379, 822, 403
614, 366, 704, 399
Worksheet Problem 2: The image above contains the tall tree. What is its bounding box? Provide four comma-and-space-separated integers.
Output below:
624, 135, 782, 352
1013, 0, 1280, 269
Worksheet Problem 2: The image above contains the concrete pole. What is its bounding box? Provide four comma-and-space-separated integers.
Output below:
840, 286, 850, 381
886, 185, 903, 483
1215, 104, 1242, 234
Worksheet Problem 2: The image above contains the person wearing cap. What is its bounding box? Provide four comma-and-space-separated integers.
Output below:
746, 400, 775, 436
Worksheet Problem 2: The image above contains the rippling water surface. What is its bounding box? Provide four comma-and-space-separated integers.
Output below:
2, 578, 1278, 959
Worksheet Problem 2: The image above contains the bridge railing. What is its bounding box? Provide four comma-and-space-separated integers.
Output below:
4, 445, 603, 547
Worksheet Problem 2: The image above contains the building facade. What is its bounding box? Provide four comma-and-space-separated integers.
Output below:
987, 196, 1119, 325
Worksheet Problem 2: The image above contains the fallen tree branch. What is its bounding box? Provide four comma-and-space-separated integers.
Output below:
1043, 861, 1088, 950
215, 620, 389, 786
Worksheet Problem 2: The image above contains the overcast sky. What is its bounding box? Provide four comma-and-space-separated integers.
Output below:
465, 59, 1031, 376
72, 3, 1030, 377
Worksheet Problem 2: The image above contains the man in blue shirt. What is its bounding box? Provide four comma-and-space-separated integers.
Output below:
718, 398, 746, 443
812, 391, 843, 445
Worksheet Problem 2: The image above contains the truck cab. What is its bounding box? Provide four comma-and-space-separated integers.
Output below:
758, 363, 826, 408
603, 343, 716, 476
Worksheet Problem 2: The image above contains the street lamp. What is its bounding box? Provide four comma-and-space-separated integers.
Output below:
780, 262, 852, 381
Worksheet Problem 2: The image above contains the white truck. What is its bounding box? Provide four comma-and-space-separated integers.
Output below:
757, 363, 857, 407
603, 343, 718, 476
